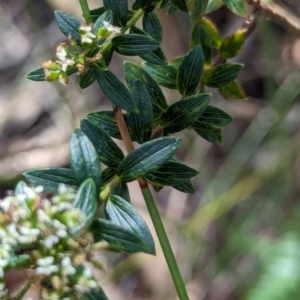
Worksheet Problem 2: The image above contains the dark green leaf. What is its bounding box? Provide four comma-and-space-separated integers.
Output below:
112, 34, 160, 56
102, 47, 115, 67
114, 181, 131, 202
74, 178, 97, 228
102, 167, 117, 185
123, 61, 167, 117
167, 3, 179, 14
144, 161, 198, 186
81, 119, 124, 167
143, 62, 178, 89
95, 67, 136, 112
90, 7, 106, 23
133, 0, 157, 11
158, 0, 171, 9
87, 111, 121, 139
177, 45, 204, 96
91, 218, 154, 253
15, 181, 29, 196
194, 127, 223, 144
54, 10, 81, 43
117, 137, 182, 182
103, 0, 128, 27
187, 0, 209, 25
94, 10, 114, 34
70, 129, 101, 188
173, 179, 195, 194
26, 66, 77, 82
223, 0, 248, 18
169, 56, 184, 68
127, 80, 153, 143
161, 93, 210, 134
202, 63, 243, 88
143, 12, 163, 42
200, 17, 222, 49
205, 0, 223, 13
220, 29, 246, 59
171, 0, 188, 11
79, 67, 95, 89
219, 81, 247, 100
84, 287, 109, 300
106, 195, 155, 254
24, 168, 78, 194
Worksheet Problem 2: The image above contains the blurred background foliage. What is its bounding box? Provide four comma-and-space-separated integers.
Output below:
1, 0, 300, 299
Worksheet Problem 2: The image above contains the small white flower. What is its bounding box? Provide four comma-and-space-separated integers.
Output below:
0, 268, 3, 278
103, 21, 121, 33
81, 35, 94, 44
52, 219, 66, 230
56, 229, 67, 238
62, 257, 76, 275
44, 234, 60, 249
37, 256, 54, 267
56, 45, 67, 62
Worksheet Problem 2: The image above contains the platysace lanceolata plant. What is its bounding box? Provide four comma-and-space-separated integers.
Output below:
4, 0, 249, 299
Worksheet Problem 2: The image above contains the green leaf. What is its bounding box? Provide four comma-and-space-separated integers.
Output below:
74, 178, 97, 228
167, 3, 179, 14
112, 34, 160, 56
79, 67, 95, 89
95, 68, 136, 112
103, 0, 128, 27
94, 10, 114, 34
91, 218, 154, 253
123, 61, 167, 117
205, 0, 223, 13
173, 179, 195, 194
193, 105, 233, 129
87, 111, 121, 139
84, 287, 109, 300
70, 129, 101, 188
200, 17, 222, 49
169, 56, 184, 68
177, 45, 204, 96
106, 195, 155, 254
187, 0, 209, 25
133, 0, 157, 11
117, 137, 182, 182
54, 10, 81, 43
114, 181, 131, 202
220, 29, 246, 59
90, 7, 106, 23
202, 63, 243, 88
102, 167, 117, 185
161, 93, 210, 134
194, 127, 223, 144
219, 81, 247, 100
81, 119, 124, 168
144, 161, 198, 186
127, 80, 153, 144
223, 0, 248, 18
158, 0, 170, 9
15, 181, 29, 196
143, 62, 177, 89
26, 67, 77, 82
143, 12, 163, 42
24, 168, 78, 194
171, 0, 188, 11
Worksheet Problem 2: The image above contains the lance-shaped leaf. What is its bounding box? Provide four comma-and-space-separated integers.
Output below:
91, 218, 154, 254
90, 7, 106, 22
171, 0, 188, 11
187, 0, 209, 25
26, 66, 77, 82
143, 62, 178, 89
202, 63, 243, 88
103, 0, 128, 27
81, 119, 124, 167
87, 111, 122, 139
117, 137, 182, 182
220, 29, 246, 59
84, 287, 109, 300
219, 81, 247, 100
102, 167, 117, 185
161, 93, 210, 134
200, 17, 222, 49
144, 161, 198, 186
24, 168, 79, 194
127, 80, 153, 144
130, 26, 166, 65
94, 10, 114, 33
112, 34, 160, 56
123, 61, 167, 117
173, 179, 195, 194
70, 129, 101, 188
133, 0, 157, 11
158, 0, 170, 9
223, 0, 248, 18
54, 11, 81, 43
177, 45, 204, 96
143, 12, 163, 42
79, 67, 95, 89
74, 178, 97, 228
193, 105, 233, 129
194, 127, 223, 144
106, 195, 155, 254
205, 0, 223, 13
95, 68, 137, 112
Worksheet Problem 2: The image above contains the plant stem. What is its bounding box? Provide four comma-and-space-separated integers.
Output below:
141, 187, 190, 300
14, 276, 38, 300
79, 0, 93, 24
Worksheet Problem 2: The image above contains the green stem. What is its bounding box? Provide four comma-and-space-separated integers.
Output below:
141, 187, 190, 300
79, 0, 93, 24
14, 276, 38, 300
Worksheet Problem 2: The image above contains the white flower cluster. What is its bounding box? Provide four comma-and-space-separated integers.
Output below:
0, 184, 101, 299
79, 25, 97, 44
